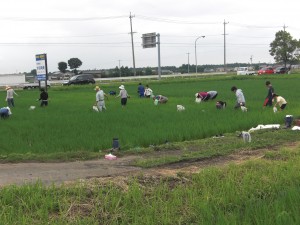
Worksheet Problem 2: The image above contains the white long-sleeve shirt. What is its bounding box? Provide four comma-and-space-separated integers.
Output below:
6, 89, 17, 99
235, 89, 245, 103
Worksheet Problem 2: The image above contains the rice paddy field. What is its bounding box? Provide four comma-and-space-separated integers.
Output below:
1, 74, 300, 224
0, 74, 299, 159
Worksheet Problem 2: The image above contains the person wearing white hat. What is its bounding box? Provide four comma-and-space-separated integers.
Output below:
94, 86, 108, 112
0, 106, 12, 119
116, 85, 129, 107
5, 86, 18, 107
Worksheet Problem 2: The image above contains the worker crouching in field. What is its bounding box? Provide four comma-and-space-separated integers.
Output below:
0, 107, 12, 119
216, 101, 227, 109
153, 95, 168, 105
195, 91, 218, 102
272, 93, 287, 111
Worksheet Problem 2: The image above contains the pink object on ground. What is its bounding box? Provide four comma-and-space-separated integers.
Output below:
105, 153, 117, 160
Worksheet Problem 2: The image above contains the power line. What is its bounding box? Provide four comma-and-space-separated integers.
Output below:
135, 14, 220, 25
230, 22, 282, 29
0, 15, 127, 21
23, 33, 131, 39
230, 34, 274, 39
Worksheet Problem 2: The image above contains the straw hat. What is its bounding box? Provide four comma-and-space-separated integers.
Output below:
94, 86, 100, 90
119, 85, 125, 90
5, 85, 11, 90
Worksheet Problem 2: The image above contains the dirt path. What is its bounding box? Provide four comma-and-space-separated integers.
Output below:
0, 156, 142, 187
0, 148, 268, 187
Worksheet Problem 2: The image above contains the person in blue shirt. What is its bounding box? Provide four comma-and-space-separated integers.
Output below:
0, 107, 12, 119
137, 83, 145, 98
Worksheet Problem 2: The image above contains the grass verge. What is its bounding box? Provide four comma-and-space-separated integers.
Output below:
1, 130, 300, 224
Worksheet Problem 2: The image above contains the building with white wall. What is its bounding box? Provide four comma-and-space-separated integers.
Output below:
0, 74, 25, 86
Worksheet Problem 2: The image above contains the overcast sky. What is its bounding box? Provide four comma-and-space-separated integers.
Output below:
0, 0, 299, 74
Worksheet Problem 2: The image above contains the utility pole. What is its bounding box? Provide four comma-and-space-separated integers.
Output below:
129, 12, 136, 76
186, 52, 190, 74
223, 20, 229, 73
157, 33, 162, 79
250, 55, 253, 66
283, 24, 288, 68
118, 60, 122, 77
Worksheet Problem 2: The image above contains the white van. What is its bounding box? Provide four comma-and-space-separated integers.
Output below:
237, 67, 255, 75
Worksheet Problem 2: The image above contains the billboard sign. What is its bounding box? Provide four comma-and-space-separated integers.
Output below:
142, 33, 156, 48
36, 54, 47, 81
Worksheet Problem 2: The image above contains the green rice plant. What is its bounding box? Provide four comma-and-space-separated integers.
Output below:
0, 75, 299, 160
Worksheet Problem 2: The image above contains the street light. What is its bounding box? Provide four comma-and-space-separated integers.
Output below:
195, 36, 205, 74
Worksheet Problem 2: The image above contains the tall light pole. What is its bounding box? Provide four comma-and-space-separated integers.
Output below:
186, 52, 190, 74
195, 36, 205, 74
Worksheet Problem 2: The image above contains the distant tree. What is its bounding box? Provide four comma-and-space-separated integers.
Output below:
115, 66, 120, 77
269, 30, 300, 67
68, 58, 82, 74
136, 70, 143, 76
145, 67, 153, 75
58, 62, 68, 73
30, 69, 37, 75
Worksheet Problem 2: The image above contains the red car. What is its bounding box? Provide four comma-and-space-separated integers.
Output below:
258, 67, 274, 75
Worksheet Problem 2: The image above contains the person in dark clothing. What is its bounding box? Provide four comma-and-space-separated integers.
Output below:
38, 88, 49, 107
263, 81, 274, 107
137, 83, 145, 97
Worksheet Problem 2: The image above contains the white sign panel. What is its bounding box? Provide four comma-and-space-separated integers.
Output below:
142, 33, 156, 48
36, 54, 47, 81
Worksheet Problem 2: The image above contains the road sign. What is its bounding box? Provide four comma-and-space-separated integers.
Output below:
142, 33, 156, 48
36, 54, 47, 81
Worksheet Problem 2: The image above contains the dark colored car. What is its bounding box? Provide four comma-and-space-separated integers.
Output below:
257, 67, 274, 75
274, 67, 288, 74
63, 74, 95, 86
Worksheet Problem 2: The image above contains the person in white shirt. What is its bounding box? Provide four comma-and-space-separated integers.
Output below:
144, 85, 153, 98
5, 86, 18, 107
116, 85, 130, 107
273, 94, 287, 111
231, 86, 246, 109
94, 86, 108, 112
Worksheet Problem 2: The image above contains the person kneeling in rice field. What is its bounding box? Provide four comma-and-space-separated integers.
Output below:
195, 91, 218, 101
0, 106, 12, 119
273, 93, 287, 111
153, 95, 168, 104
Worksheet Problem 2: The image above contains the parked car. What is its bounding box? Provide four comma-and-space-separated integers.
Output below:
274, 67, 288, 74
63, 74, 95, 86
237, 67, 256, 75
257, 67, 274, 75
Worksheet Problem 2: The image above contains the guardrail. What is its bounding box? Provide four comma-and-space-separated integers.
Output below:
1, 72, 227, 89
